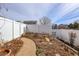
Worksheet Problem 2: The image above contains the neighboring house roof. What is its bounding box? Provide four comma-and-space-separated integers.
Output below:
23, 20, 37, 24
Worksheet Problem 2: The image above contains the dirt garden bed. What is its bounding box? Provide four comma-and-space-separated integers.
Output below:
22, 32, 78, 56
0, 38, 23, 56
0, 32, 78, 56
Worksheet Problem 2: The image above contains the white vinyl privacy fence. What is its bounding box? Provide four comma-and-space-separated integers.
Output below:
0, 17, 26, 42
52, 29, 79, 47
1, 16, 79, 47
0, 16, 52, 42
26, 24, 52, 35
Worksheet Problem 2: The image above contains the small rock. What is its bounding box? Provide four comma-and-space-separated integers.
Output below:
49, 42, 52, 45
45, 37, 50, 42
55, 53, 60, 56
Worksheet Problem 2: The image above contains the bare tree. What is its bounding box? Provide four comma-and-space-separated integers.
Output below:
39, 16, 51, 25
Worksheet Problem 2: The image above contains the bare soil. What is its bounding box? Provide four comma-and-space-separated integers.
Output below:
0, 48, 9, 56
0, 32, 78, 56
22, 32, 78, 56
0, 38, 23, 56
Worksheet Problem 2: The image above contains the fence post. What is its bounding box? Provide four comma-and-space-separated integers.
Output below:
19, 23, 21, 39
12, 21, 14, 40
19, 23, 21, 35
69, 32, 76, 47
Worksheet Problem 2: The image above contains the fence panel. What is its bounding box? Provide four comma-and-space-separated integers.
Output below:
0, 17, 26, 42
0, 17, 13, 42
52, 29, 79, 47
26, 24, 52, 34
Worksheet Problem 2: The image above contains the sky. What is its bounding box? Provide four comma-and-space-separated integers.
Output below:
0, 3, 79, 24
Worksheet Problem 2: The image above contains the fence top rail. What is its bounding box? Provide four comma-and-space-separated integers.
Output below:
0, 17, 26, 25
52, 29, 79, 31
